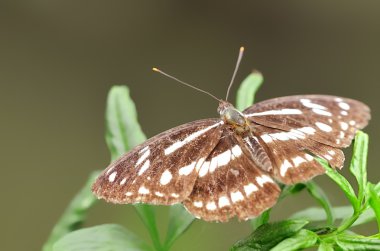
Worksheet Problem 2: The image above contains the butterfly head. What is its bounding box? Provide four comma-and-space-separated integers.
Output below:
218, 100, 250, 133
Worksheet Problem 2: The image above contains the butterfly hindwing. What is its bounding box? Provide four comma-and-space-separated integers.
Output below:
253, 125, 345, 184
183, 130, 281, 221
244, 95, 370, 147
92, 119, 223, 205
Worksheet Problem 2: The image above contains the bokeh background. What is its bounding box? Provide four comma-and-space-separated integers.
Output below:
1, 1, 379, 250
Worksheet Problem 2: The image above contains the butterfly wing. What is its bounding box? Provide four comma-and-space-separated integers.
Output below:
243, 95, 369, 184
251, 125, 345, 184
244, 95, 370, 147
92, 119, 223, 205
183, 130, 281, 222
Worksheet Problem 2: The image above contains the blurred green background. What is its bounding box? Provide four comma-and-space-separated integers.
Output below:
1, 1, 379, 250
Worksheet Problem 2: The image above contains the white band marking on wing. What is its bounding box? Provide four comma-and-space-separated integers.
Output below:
315, 122, 332, 132
164, 122, 222, 155
247, 109, 302, 117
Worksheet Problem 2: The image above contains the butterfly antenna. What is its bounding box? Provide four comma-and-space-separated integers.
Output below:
225, 46, 245, 101
152, 67, 220, 102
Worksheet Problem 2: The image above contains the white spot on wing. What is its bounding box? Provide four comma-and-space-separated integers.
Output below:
155, 191, 164, 197
289, 129, 306, 139
230, 169, 239, 176
271, 132, 290, 141
293, 156, 306, 166
179, 161, 196, 176
216, 150, 231, 169
280, 160, 292, 177
126, 192, 133, 196
341, 110, 348, 116
198, 161, 210, 177
324, 154, 333, 160
136, 149, 150, 166
338, 102, 350, 110
312, 108, 332, 116
340, 131, 345, 138
206, 201, 217, 210
315, 122, 332, 132
160, 169, 172, 185
328, 150, 336, 155
120, 178, 127, 185
244, 183, 258, 196
208, 156, 218, 173
171, 193, 179, 198
340, 122, 348, 130
194, 201, 203, 208
301, 99, 328, 110
138, 186, 150, 194
231, 145, 242, 157
164, 122, 222, 155
231, 191, 244, 203
256, 175, 274, 186
248, 109, 302, 117
305, 153, 314, 161
139, 146, 149, 154
218, 196, 230, 208
138, 160, 150, 175
298, 127, 316, 135
349, 120, 356, 126
106, 165, 115, 174
108, 171, 117, 182
261, 134, 273, 143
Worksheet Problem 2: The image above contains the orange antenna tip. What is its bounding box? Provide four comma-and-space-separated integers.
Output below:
240, 46, 245, 52
152, 67, 160, 72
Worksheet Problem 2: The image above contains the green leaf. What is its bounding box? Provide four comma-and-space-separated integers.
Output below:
164, 204, 195, 250
349, 131, 369, 205
270, 229, 318, 251
318, 241, 335, 251
236, 71, 263, 111
368, 182, 380, 231
374, 182, 380, 194
53, 224, 151, 251
336, 234, 380, 251
317, 158, 358, 211
105, 85, 147, 160
305, 181, 334, 225
134, 204, 162, 251
43, 171, 101, 251
230, 220, 308, 251
105, 86, 163, 250
250, 209, 271, 230
290, 207, 330, 222
290, 205, 375, 227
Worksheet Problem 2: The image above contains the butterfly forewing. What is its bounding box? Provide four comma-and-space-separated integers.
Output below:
183, 130, 281, 222
92, 119, 223, 205
244, 95, 370, 147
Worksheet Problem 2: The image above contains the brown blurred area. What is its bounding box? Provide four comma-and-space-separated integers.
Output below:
1, 1, 379, 250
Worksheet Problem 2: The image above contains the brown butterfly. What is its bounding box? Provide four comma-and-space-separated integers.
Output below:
92, 47, 370, 222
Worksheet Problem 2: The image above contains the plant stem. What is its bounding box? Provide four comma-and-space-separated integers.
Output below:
335, 212, 361, 234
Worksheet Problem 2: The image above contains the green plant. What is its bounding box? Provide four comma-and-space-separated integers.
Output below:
43, 72, 380, 251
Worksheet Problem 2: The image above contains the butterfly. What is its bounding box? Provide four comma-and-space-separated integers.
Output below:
92, 47, 370, 222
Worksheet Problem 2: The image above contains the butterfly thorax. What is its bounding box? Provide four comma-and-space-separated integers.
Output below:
218, 101, 250, 133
